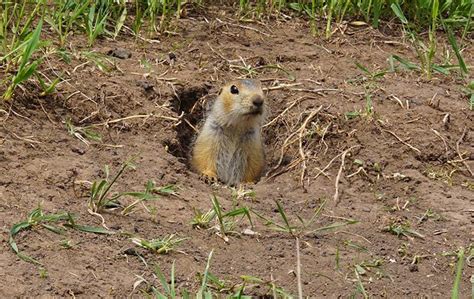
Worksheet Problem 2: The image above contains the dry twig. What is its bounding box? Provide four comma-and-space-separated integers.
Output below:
10, 131, 41, 145
90, 113, 178, 127
431, 128, 449, 153
313, 151, 344, 179
334, 146, 359, 204
264, 157, 303, 182
296, 237, 303, 299
298, 106, 323, 188
263, 96, 315, 128
262, 83, 302, 91
456, 127, 473, 177
215, 18, 271, 37
382, 129, 421, 154
289, 88, 339, 94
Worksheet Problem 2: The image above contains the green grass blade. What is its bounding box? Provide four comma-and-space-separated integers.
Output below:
451, 248, 465, 299
154, 184, 177, 195
390, 3, 408, 24
445, 24, 468, 76
39, 76, 61, 96
19, 19, 42, 70
13, 60, 39, 84
355, 62, 370, 75
9, 220, 34, 254
372, 0, 383, 28
198, 250, 214, 298
17, 251, 42, 265
308, 220, 358, 234
9, 234, 20, 254
10, 221, 31, 237
223, 207, 248, 217
41, 223, 65, 234
154, 264, 171, 295
305, 198, 327, 227
431, 0, 439, 30
354, 267, 369, 298
114, 7, 127, 39
211, 195, 225, 235
389, 55, 420, 71
275, 200, 293, 234
432, 64, 450, 75
66, 223, 114, 234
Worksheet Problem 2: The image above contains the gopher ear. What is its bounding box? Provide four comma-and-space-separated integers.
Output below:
218, 87, 223, 95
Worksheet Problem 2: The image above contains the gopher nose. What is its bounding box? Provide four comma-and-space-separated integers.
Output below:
251, 95, 264, 108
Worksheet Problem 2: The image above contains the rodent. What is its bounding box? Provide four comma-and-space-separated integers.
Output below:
191, 79, 266, 186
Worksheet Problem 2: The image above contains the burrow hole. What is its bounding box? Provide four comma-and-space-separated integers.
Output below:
164, 83, 212, 166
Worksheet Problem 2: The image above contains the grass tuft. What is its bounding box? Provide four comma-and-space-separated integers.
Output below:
210, 194, 253, 237
132, 234, 186, 254
9, 205, 113, 265
88, 160, 136, 213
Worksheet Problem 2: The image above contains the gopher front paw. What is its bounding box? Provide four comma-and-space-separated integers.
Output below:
200, 174, 218, 185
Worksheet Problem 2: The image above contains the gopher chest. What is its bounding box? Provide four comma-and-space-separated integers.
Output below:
216, 130, 256, 185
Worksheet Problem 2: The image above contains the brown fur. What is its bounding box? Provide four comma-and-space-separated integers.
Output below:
192, 135, 217, 178
222, 93, 233, 114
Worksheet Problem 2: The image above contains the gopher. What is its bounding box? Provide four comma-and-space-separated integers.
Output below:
191, 79, 266, 186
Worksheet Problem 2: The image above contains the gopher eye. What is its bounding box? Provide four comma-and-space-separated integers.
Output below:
230, 85, 239, 94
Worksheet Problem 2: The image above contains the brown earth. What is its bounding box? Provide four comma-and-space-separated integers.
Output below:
1, 5, 473, 298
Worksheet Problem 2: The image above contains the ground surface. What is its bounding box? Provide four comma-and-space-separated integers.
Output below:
1, 5, 473, 298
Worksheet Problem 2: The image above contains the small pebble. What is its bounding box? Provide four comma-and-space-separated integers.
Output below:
107, 48, 131, 59
71, 147, 86, 155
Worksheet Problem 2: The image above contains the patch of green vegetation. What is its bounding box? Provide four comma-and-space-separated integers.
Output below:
417, 208, 443, 223
38, 267, 48, 279
138, 250, 214, 298
425, 166, 457, 186
88, 160, 136, 213
232, 275, 292, 298
132, 234, 186, 254
122, 182, 177, 216
1, 0, 472, 100
9, 206, 112, 265
383, 220, 424, 239
87, 159, 176, 217
65, 117, 102, 145
352, 265, 369, 299
191, 208, 216, 229
442, 246, 473, 299
211, 194, 253, 237
59, 239, 74, 249
2, 19, 44, 100
148, 251, 292, 298
242, 0, 472, 37
253, 198, 358, 236
463, 80, 474, 110
389, 0, 469, 79
344, 240, 369, 252
344, 93, 375, 122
